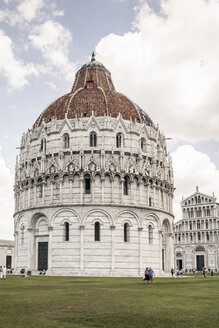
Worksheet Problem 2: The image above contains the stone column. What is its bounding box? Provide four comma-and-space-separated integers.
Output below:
27, 228, 33, 270
42, 182, 45, 205
80, 176, 83, 203
130, 179, 134, 205
110, 225, 116, 275
121, 178, 124, 204
14, 231, 18, 273
28, 186, 31, 207
69, 179, 73, 203
139, 179, 142, 205
51, 181, 54, 204
111, 176, 114, 203
91, 176, 94, 203
159, 230, 163, 274
101, 176, 105, 203
34, 184, 37, 206
48, 226, 53, 275
80, 225, 85, 273
138, 227, 143, 276
59, 178, 63, 203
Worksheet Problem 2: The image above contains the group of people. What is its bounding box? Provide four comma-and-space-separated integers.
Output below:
0, 266, 7, 280
143, 267, 154, 284
171, 268, 183, 278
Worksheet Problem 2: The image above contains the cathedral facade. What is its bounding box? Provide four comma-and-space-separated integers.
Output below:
14, 55, 174, 276
174, 187, 219, 271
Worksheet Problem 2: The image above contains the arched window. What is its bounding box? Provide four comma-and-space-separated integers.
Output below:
140, 138, 146, 152
90, 132, 97, 147
94, 222, 100, 241
84, 175, 91, 194
64, 222, 69, 241
63, 133, 70, 149
40, 138, 46, 152
124, 176, 129, 195
149, 197, 152, 207
116, 133, 123, 148
148, 225, 153, 244
124, 223, 130, 242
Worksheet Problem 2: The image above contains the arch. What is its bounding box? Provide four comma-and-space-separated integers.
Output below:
195, 246, 205, 252
15, 214, 25, 231
144, 213, 160, 230
50, 208, 80, 226
115, 210, 141, 228
91, 218, 103, 225
82, 209, 112, 226
29, 212, 49, 230
60, 218, 72, 226
162, 218, 171, 233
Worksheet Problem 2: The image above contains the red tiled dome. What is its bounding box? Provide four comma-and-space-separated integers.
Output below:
33, 54, 152, 128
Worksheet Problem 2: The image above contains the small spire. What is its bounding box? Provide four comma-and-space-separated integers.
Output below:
91, 52, 95, 62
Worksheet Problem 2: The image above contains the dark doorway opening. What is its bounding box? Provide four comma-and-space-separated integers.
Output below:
176, 259, 183, 270
6, 255, 12, 269
38, 242, 48, 271
196, 255, 204, 271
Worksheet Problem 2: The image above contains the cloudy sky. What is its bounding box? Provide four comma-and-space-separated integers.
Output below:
1, 0, 219, 239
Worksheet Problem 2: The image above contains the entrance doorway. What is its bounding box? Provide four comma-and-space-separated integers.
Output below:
196, 255, 204, 271
38, 242, 48, 271
176, 259, 183, 270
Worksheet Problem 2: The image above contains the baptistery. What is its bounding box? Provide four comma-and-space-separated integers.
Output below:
14, 54, 174, 276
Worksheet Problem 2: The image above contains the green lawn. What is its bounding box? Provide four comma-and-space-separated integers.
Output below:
0, 275, 219, 328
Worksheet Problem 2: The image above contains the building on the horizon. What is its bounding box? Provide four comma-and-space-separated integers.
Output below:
14, 54, 174, 277
0, 240, 14, 269
174, 187, 219, 271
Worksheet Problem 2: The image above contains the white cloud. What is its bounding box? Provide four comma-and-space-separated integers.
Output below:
0, 145, 14, 239
95, 0, 219, 142
17, 0, 44, 22
0, 29, 38, 90
29, 20, 75, 81
172, 145, 219, 222
0, 0, 63, 26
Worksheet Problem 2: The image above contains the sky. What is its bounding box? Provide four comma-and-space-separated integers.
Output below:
1, 0, 219, 239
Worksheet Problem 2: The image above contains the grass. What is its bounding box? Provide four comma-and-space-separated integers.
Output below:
0, 275, 219, 328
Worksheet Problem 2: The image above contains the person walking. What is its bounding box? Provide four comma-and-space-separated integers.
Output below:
2, 266, 7, 280
0, 266, 3, 280
171, 268, 174, 277
148, 267, 154, 283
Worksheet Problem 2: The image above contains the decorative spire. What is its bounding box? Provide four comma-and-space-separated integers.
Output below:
91, 52, 95, 62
